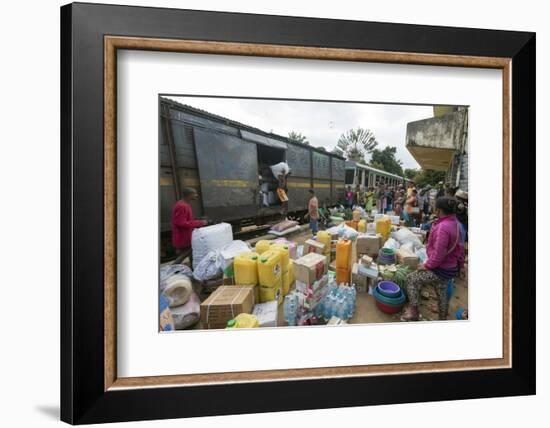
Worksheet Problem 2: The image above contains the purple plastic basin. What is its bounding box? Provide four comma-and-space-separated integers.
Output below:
377, 281, 401, 297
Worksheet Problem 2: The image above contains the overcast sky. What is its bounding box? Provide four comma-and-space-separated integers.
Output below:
166, 96, 434, 169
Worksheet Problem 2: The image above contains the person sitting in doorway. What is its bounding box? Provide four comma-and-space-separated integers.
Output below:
400, 197, 465, 322
171, 187, 208, 265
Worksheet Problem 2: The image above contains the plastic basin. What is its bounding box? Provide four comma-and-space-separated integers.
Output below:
377, 281, 401, 297
373, 287, 406, 306
375, 299, 403, 314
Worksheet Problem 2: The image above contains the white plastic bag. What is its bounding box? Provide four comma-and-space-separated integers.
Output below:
193, 250, 223, 281
383, 238, 400, 250
270, 162, 290, 178
416, 247, 428, 263
192, 222, 233, 269
337, 224, 359, 241
159, 263, 193, 292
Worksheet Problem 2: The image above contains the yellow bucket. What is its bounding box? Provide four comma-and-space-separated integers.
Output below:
257, 250, 282, 288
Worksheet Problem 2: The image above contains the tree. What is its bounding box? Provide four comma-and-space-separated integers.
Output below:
336, 128, 378, 163
404, 168, 419, 180
288, 131, 309, 145
370, 146, 404, 176
413, 169, 447, 187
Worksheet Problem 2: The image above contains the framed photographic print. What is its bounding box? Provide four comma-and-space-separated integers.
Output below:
61, 2, 535, 424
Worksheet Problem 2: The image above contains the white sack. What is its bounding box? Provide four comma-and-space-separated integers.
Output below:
192, 222, 233, 269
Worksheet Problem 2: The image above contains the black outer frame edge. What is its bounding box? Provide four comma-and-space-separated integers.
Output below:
60, 3, 74, 425
60, 2, 536, 424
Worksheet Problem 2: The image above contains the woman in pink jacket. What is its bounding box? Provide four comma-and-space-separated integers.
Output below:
401, 197, 465, 321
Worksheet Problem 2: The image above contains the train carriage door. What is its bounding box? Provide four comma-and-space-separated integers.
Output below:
193, 127, 258, 221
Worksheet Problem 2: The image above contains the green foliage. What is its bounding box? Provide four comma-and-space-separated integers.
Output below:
370, 146, 404, 176
336, 127, 378, 163
370, 161, 385, 170
404, 168, 419, 180
288, 131, 309, 145
413, 169, 447, 187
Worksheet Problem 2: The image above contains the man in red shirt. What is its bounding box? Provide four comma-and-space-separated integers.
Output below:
172, 187, 207, 264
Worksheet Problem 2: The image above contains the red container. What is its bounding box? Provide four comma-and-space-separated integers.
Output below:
375, 299, 404, 314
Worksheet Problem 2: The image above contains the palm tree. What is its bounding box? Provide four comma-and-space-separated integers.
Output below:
336, 128, 378, 163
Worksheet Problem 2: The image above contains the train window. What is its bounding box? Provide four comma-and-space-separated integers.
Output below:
345, 169, 355, 186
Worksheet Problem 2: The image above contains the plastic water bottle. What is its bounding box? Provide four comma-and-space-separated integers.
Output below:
336, 295, 346, 319
284, 295, 297, 326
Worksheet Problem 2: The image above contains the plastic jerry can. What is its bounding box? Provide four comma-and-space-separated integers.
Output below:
234, 252, 259, 285
282, 270, 292, 296
376, 217, 391, 241
336, 239, 352, 268
259, 280, 283, 305
316, 231, 332, 255
336, 267, 350, 285
270, 243, 290, 273
255, 239, 271, 255
358, 219, 366, 233
257, 250, 282, 288
352, 210, 361, 222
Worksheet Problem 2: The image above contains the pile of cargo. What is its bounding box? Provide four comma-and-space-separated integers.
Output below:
160, 212, 433, 330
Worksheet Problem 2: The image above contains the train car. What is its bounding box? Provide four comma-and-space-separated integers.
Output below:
345, 160, 405, 189
160, 97, 346, 254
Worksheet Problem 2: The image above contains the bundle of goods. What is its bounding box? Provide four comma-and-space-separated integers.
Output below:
319, 281, 357, 321
396, 248, 420, 269
373, 281, 406, 314
351, 263, 368, 291
252, 300, 279, 327
200, 285, 255, 329
220, 240, 252, 285
191, 222, 233, 269
356, 233, 383, 258
163, 274, 193, 307
392, 227, 424, 251
268, 219, 300, 236
257, 250, 284, 305
378, 248, 397, 265
225, 313, 260, 329
335, 239, 352, 284
269, 161, 290, 178
159, 264, 193, 292
170, 292, 201, 329
283, 276, 328, 326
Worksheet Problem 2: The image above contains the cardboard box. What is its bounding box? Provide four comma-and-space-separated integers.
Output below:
295, 274, 328, 297
356, 234, 382, 257
200, 285, 255, 329
252, 300, 278, 327
396, 248, 420, 269
303, 239, 326, 255
293, 252, 327, 285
